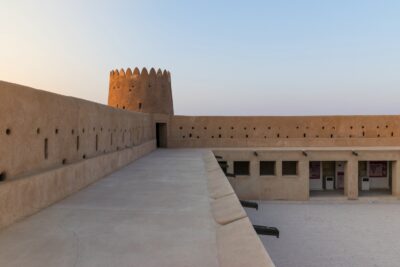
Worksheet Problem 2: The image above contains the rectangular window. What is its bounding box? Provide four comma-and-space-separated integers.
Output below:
218, 161, 228, 174
234, 161, 250, 175
260, 161, 275, 175
282, 161, 298, 176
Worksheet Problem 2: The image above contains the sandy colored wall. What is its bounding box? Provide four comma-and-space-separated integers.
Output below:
169, 116, 400, 148
0, 81, 157, 229
0, 81, 154, 181
214, 150, 309, 201
0, 140, 155, 229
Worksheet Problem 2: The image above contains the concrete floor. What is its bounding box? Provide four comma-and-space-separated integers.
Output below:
0, 149, 219, 267
246, 201, 400, 267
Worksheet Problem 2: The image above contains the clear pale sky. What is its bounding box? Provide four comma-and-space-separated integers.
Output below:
1, 1, 399, 115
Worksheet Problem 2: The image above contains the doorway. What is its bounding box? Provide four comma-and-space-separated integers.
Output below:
358, 161, 392, 196
309, 161, 345, 197
156, 123, 167, 148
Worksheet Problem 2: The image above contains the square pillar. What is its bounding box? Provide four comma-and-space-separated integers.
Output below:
276, 161, 282, 176
391, 161, 400, 198
299, 160, 310, 200
345, 159, 358, 200
250, 158, 262, 201
250, 159, 259, 178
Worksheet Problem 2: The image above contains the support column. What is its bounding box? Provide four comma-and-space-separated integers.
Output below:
345, 159, 358, 200
250, 158, 258, 178
250, 158, 261, 201
276, 161, 282, 177
391, 161, 400, 198
300, 160, 310, 200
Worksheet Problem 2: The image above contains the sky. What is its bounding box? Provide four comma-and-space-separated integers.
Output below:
1, 0, 400, 115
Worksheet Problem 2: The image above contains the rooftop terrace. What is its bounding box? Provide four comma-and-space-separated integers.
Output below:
0, 149, 273, 267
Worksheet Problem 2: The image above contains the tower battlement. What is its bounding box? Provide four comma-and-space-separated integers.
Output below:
108, 67, 174, 115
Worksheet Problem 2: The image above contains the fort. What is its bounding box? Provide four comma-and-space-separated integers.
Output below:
1, 68, 400, 266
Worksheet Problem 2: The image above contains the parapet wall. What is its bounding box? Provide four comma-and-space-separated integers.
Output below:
203, 151, 275, 267
108, 67, 174, 115
169, 115, 400, 147
0, 81, 157, 229
0, 81, 154, 181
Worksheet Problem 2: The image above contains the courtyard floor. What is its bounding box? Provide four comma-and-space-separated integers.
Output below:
246, 201, 400, 267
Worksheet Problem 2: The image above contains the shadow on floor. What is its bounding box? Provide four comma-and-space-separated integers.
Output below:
359, 189, 392, 197
310, 190, 345, 198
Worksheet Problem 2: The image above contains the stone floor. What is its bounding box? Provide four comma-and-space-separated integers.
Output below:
246, 201, 400, 267
0, 149, 219, 267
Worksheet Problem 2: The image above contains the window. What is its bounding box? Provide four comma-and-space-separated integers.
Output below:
234, 161, 250, 175
260, 161, 275, 175
218, 161, 228, 174
282, 161, 298, 175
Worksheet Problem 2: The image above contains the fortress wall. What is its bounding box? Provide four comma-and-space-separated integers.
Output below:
0, 81, 154, 180
0, 140, 155, 229
0, 81, 156, 229
169, 115, 400, 148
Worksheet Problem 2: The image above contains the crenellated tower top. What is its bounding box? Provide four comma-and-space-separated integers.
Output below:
108, 67, 174, 115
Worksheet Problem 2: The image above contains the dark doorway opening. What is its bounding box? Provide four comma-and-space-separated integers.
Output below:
156, 123, 167, 148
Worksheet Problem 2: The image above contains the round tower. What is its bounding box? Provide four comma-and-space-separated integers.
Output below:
108, 67, 174, 115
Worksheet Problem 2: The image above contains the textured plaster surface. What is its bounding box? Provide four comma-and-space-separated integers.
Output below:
247, 201, 400, 267
169, 115, 400, 148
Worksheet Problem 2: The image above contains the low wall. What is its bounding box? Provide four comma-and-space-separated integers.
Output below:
203, 151, 275, 267
0, 138, 156, 230
169, 115, 400, 148
0, 81, 154, 181
0, 81, 157, 229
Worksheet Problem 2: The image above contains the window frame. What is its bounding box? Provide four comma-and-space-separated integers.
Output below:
282, 161, 298, 176
234, 161, 250, 176
259, 161, 276, 176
